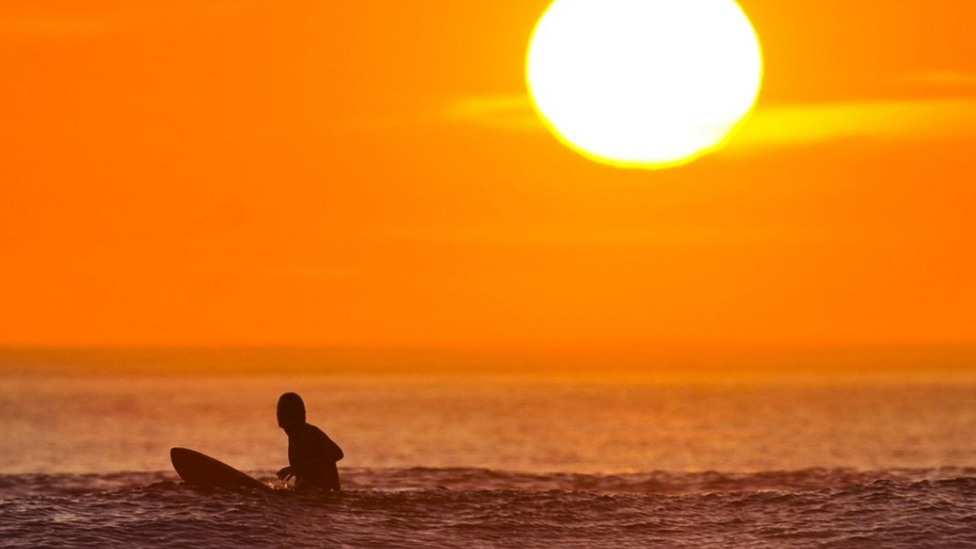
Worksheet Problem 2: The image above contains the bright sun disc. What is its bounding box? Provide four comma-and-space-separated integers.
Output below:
527, 0, 763, 169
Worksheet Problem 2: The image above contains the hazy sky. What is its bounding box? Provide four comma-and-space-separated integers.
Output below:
1, 0, 974, 349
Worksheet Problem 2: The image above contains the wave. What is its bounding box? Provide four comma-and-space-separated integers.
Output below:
3, 469, 976, 549
3, 466, 976, 499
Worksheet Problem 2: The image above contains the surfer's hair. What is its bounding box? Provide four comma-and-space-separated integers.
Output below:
277, 392, 307, 426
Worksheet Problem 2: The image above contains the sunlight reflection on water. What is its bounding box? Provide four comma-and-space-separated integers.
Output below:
3, 373, 976, 475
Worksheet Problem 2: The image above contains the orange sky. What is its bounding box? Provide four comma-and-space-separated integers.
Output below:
1, 0, 974, 350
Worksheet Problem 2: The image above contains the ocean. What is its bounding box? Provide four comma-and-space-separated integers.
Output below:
2, 356, 976, 547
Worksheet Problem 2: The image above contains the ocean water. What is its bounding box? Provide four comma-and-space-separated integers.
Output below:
3, 369, 976, 547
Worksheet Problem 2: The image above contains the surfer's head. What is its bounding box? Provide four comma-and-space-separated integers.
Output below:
277, 392, 307, 431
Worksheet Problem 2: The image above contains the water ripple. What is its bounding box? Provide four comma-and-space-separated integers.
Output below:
2, 469, 976, 548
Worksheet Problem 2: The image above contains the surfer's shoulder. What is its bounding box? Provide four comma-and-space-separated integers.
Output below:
306, 423, 328, 438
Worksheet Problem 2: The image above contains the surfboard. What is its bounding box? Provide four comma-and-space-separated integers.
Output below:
170, 447, 269, 490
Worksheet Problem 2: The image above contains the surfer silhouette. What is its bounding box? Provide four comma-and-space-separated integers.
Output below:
276, 392, 344, 491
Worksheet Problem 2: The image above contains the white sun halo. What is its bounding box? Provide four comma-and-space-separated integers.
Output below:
526, 0, 764, 169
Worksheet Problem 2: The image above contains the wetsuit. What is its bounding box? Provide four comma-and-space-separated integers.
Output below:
287, 423, 343, 490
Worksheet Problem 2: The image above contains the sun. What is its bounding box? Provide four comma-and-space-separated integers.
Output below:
526, 0, 763, 169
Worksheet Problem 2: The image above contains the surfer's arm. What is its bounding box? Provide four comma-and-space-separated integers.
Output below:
277, 466, 295, 480
323, 436, 344, 462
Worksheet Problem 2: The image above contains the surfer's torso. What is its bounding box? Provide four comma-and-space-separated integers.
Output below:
287, 423, 343, 490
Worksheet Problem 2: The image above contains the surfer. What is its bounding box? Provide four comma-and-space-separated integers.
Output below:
276, 392, 344, 491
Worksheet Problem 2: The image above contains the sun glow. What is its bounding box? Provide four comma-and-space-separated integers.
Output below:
526, 0, 764, 169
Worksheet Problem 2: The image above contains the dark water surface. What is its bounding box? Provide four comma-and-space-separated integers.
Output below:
3, 469, 976, 548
